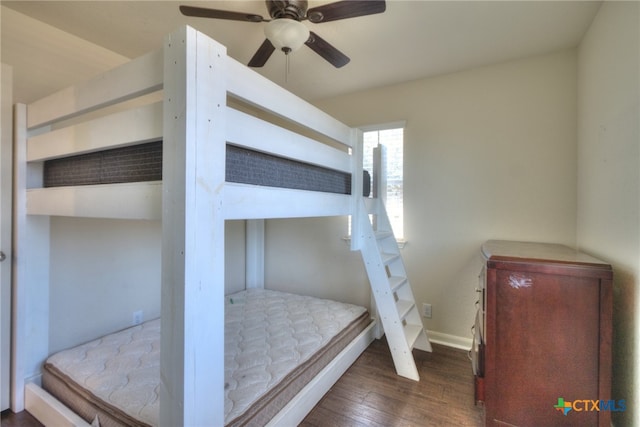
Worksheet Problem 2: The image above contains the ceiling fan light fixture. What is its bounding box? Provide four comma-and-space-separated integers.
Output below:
264, 19, 310, 53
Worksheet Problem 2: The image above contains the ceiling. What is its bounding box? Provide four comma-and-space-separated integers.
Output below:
2, 1, 602, 103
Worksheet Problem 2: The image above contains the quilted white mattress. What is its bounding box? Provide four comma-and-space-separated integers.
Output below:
43, 289, 369, 426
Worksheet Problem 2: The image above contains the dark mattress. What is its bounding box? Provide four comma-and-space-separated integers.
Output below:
43, 141, 370, 196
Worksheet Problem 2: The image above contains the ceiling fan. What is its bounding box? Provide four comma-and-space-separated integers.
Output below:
179, 0, 386, 68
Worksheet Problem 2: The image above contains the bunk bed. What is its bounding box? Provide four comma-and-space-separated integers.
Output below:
12, 26, 379, 426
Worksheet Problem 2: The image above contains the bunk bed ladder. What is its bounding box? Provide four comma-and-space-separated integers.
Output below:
356, 197, 432, 381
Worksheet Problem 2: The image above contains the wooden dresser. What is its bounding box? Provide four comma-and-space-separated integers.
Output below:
474, 240, 613, 427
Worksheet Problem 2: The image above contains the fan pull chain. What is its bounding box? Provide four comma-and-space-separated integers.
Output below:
286, 53, 290, 83
279, 47, 293, 83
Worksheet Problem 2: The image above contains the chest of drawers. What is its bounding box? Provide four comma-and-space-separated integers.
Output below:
475, 240, 613, 427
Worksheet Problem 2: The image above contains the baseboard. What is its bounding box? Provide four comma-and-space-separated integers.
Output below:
426, 330, 472, 351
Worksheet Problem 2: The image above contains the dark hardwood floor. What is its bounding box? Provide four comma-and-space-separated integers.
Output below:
302, 338, 484, 426
1, 339, 483, 426
1, 408, 43, 427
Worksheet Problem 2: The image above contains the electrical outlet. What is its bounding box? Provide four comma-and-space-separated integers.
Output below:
133, 310, 143, 325
422, 303, 432, 319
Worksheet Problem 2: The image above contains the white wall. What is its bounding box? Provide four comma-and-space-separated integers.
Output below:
577, 2, 639, 425
264, 216, 370, 308
49, 219, 246, 353
315, 50, 578, 345
49, 218, 161, 353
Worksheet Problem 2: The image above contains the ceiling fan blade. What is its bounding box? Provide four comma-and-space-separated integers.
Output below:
305, 32, 350, 68
179, 5, 266, 22
248, 39, 276, 67
307, 0, 385, 23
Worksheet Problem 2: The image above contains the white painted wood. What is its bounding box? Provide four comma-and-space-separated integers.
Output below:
245, 219, 265, 289
160, 26, 226, 427
350, 128, 364, 252
374, 197, 432, 354
26, 183, 353, 222
427, 330, 474, 350
27, 101, 162, 161
226, 107, 351, 173
12, 104, 51, 412
14, 24, 384, 425
373, 144, 387, 203
25, 384, 91, 427
1, 64, 13, 411
226, 57, 352, 147
224, 183, 352, 219
363, 196, 377, 214
26, 182, 162, 220
356, 196, 433, 381
27, 49, 163, 129
356, 203, 419, 380
267, 321, 376, 426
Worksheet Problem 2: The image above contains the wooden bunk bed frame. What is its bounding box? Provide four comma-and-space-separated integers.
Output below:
13, 25, 431, 426
12, 26, 377, 426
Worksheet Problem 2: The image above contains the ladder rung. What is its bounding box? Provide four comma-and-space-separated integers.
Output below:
375, 231, 394, 240
396, 299, 415, 320
364, 199, 377, 214
381, 252, 400, 265
389, 276, 408, 292
358, 196, 432, 379
405, 324, 423, 349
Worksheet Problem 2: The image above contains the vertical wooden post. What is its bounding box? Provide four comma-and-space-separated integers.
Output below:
12, 104, 50, 411
160, 26, 226, 426
369, 141, 387, 338
245, 219, 265, 289
350, 128, 363, 252
372, 144, 387, 203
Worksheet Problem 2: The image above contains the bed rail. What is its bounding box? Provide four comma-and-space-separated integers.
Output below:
19, 48, 164, 219
226, 56, 353, 148
20, 26, 358, 221
27, 49, 163, 130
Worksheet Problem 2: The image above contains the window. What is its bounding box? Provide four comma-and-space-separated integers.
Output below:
361, 123, 405, 241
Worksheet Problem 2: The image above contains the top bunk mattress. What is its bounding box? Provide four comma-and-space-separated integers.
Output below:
42, 142, 366, 196
42, 289, 370, 426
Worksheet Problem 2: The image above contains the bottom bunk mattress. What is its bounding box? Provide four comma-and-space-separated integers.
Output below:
42, 289, 370, 427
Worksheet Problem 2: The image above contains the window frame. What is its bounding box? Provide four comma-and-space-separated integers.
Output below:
351, 121, 407, 247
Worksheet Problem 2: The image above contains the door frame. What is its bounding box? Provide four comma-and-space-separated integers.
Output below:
1, 63, 14, 411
